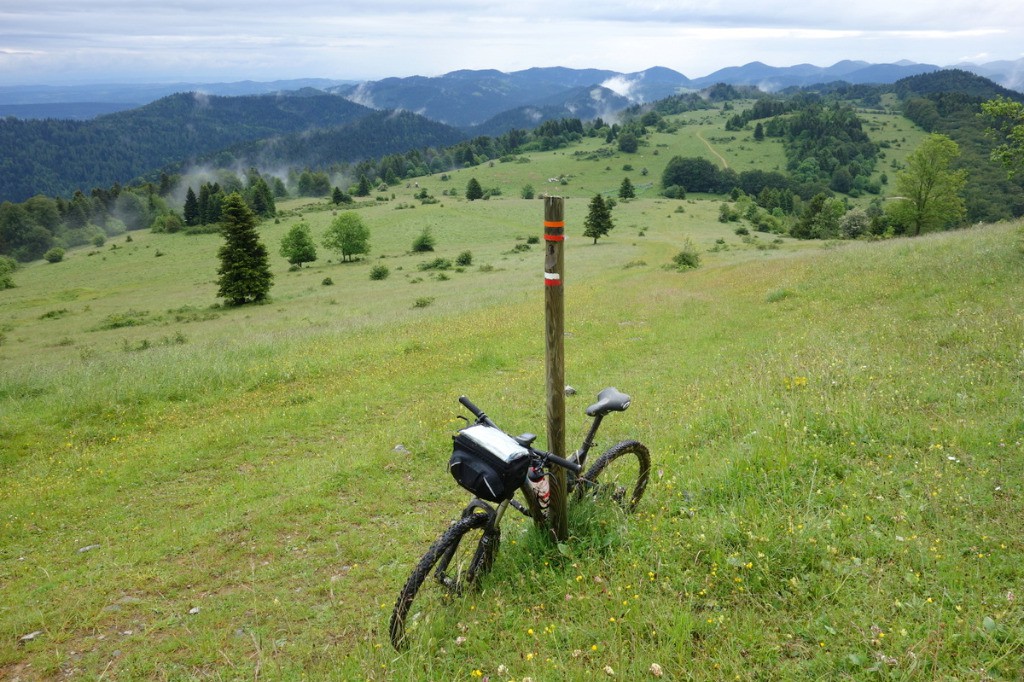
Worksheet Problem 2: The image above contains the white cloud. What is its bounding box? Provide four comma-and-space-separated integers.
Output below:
0, 1, 1021, 84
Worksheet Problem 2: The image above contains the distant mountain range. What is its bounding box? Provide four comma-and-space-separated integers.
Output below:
2, 62, 1023, 204
2, 59, 1022, 122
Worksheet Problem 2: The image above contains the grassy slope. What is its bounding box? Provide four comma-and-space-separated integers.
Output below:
1, 106, 1022, 680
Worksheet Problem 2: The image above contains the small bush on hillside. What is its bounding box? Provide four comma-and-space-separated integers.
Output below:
412, 227, 436, 252
418, 258, 452, 271
44, 247, 65, 263
0, 255, 17, 289
672, 239, 701, 271
95, 309, 150, 330
456, 251, 473, 267
413, 297, 434, 309
322, 277, 334, 286
370, 265, 390, 281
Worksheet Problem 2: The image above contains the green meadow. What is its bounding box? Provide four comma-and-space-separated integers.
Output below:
1, 105, 1022, 680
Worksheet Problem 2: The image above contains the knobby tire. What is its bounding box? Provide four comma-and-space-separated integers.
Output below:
389, 511, 498, 650
576, 440, 650, 513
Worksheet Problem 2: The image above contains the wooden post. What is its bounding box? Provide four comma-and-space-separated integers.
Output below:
543, 196, 568, 542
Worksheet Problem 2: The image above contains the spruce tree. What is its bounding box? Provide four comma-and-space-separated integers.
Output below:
355, 175, 372, 197
619, 177, 636, 199
583, 194, 614, 244
216, 193, 273, 305
183, 187, 199, 226
465, 177, 484, 201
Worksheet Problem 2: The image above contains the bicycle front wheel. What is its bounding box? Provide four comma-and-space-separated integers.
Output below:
576, 440, 650, 513
389, 511, 499, 650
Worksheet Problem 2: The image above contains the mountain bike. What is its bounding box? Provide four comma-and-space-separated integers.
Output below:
389, 387, 650, 650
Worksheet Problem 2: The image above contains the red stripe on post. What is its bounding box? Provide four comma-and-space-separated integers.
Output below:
544, 272, 562, 286
544, 220, 565, 242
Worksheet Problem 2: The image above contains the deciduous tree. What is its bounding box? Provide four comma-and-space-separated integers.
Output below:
888, 134, 967, 236
280, 222, 317, 267
323, 212, 370, 262
981, 96, 1024, 179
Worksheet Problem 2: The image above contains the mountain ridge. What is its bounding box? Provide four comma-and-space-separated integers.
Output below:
4, 58, 1021, 122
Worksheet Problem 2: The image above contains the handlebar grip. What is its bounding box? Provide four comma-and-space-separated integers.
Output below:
546, 452, 583, 474
458, 395, 484, 418
458, 395, 497, 427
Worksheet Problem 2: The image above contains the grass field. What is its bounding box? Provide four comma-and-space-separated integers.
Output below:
2, 107, 1022, 680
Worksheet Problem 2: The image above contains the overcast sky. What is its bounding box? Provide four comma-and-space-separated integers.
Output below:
1, 0, 1022, 86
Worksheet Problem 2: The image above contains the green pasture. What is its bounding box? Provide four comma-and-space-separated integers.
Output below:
2, 108, 1023, 680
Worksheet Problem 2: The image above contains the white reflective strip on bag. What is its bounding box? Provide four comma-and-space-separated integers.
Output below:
459, 424, 528, 463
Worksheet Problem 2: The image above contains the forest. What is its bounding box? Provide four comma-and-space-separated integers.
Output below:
2, 69, 1023, 263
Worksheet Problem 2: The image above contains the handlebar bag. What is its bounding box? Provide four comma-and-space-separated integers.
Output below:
449, 424, 530, 502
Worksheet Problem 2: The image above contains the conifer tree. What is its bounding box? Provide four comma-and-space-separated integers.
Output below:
183, 187, 199, 226
216, 193, 273, 305
619, 177, 636, 199
465, 177, 484, 201
583, 193, 614, 244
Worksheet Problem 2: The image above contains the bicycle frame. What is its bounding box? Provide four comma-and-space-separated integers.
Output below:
456, 399, 618, 535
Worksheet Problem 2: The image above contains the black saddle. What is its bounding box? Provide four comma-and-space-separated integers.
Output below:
585, 387, 632, 417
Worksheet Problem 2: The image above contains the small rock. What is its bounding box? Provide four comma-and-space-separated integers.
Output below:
393, 444, 411, 455
188, 607, 200, 615
564, 385, 577, 396
650, 662, 664, 677
19, 631, 43, 644
77, 544, 101, 553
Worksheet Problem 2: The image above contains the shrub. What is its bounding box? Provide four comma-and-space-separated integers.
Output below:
0, 255, 17, 289
418, 257, 452, 271
412, 227, 436, 252
95, 309, 150, 330
44, 247, 65, 263
672, 239, 701, 270
526, 235, 540, 245
455, 250, 473, 267
322, 277, 334, 286
413, 296, 434, 309
370, 264, 390, 281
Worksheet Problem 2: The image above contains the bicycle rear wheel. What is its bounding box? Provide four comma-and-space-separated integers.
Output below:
389, 510, 499, 649
576, 440, 650, 513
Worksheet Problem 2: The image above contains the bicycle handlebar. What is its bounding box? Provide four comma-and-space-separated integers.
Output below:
459, 395, 582, 474
458, 395, 496, 428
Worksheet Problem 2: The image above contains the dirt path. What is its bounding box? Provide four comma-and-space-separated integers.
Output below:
697, 131, 729, 169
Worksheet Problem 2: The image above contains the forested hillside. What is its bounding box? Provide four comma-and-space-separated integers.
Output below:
0, 91, 374, 202
211, 110, 466, 171
895, 70, 1024, 220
